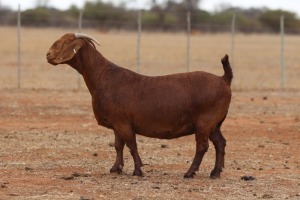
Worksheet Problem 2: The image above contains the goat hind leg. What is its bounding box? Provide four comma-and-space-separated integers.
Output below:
209, 126, 226, 179
184, 127, 209, 179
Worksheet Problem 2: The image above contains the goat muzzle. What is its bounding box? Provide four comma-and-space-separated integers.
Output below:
46, 51, 58, 65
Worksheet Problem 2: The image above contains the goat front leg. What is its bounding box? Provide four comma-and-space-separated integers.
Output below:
115, 127, 143, 176
184, 126, 210, 179
110, 133, 125, 174
125, 135, 143, 176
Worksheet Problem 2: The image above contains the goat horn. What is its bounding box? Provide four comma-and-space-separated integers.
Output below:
75, 33, 100, 46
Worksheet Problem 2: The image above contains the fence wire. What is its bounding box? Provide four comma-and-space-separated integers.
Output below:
0, 9, 299, 90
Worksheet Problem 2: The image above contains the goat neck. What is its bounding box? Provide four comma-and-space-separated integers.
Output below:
68, 40, 114, 94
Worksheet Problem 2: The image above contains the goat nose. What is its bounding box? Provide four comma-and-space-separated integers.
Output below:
46, 51, 50, 57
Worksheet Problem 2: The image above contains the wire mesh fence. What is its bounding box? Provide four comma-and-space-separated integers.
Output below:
0, 8, 299, 90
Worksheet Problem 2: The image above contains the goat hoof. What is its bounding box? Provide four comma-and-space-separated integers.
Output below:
210, 169, 221, 179
133, 169, 143, 176
210, 174, 220, 179
184, 172, 195, 179
110, 165, 123, 174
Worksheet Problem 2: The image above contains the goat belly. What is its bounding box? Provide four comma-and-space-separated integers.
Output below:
134, 121, 194, 139
131, 103, 195, 139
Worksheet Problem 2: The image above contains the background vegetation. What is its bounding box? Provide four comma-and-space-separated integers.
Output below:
0, 0, 300, 33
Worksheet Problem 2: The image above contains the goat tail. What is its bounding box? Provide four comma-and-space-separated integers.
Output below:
221, 54, 233, 86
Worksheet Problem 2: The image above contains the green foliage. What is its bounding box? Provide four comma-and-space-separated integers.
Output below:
194, 10, 211, 23
210, 10, 234, 25
83, 0, 132, 22
0, 6, 15, 25
142, 11, 159, 25
260, 10, 300, 32
164, 13, 177, 25
141, 11, 177, 27
236, 14, 261, 32
22, 7, 51, 26
1, 0, 300, 33
66, 5, 80, 18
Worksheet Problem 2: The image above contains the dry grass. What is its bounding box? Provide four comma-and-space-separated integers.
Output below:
0, 26, 299, 90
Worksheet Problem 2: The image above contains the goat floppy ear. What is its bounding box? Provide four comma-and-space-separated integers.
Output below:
53, 40, 83, 64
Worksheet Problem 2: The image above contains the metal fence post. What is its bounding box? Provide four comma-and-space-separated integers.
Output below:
17, 4, 21, 89
186, 11, 191, 72
78, 9, 83, 33
280, 15, 286, 89
136, 10, 142, 73
231, 13, 236, 70
77, 9, 83, 89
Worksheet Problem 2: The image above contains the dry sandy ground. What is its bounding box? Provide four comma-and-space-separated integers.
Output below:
0, 89, 299, 199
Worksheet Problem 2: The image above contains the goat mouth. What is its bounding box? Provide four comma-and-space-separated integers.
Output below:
46, 54, 58, 65
47, 58, 58, 65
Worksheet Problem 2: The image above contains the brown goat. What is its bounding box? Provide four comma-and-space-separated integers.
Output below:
46, 33, 233, 179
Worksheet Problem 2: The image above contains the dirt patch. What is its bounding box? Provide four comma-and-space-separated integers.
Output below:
0, 89, 299, 199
